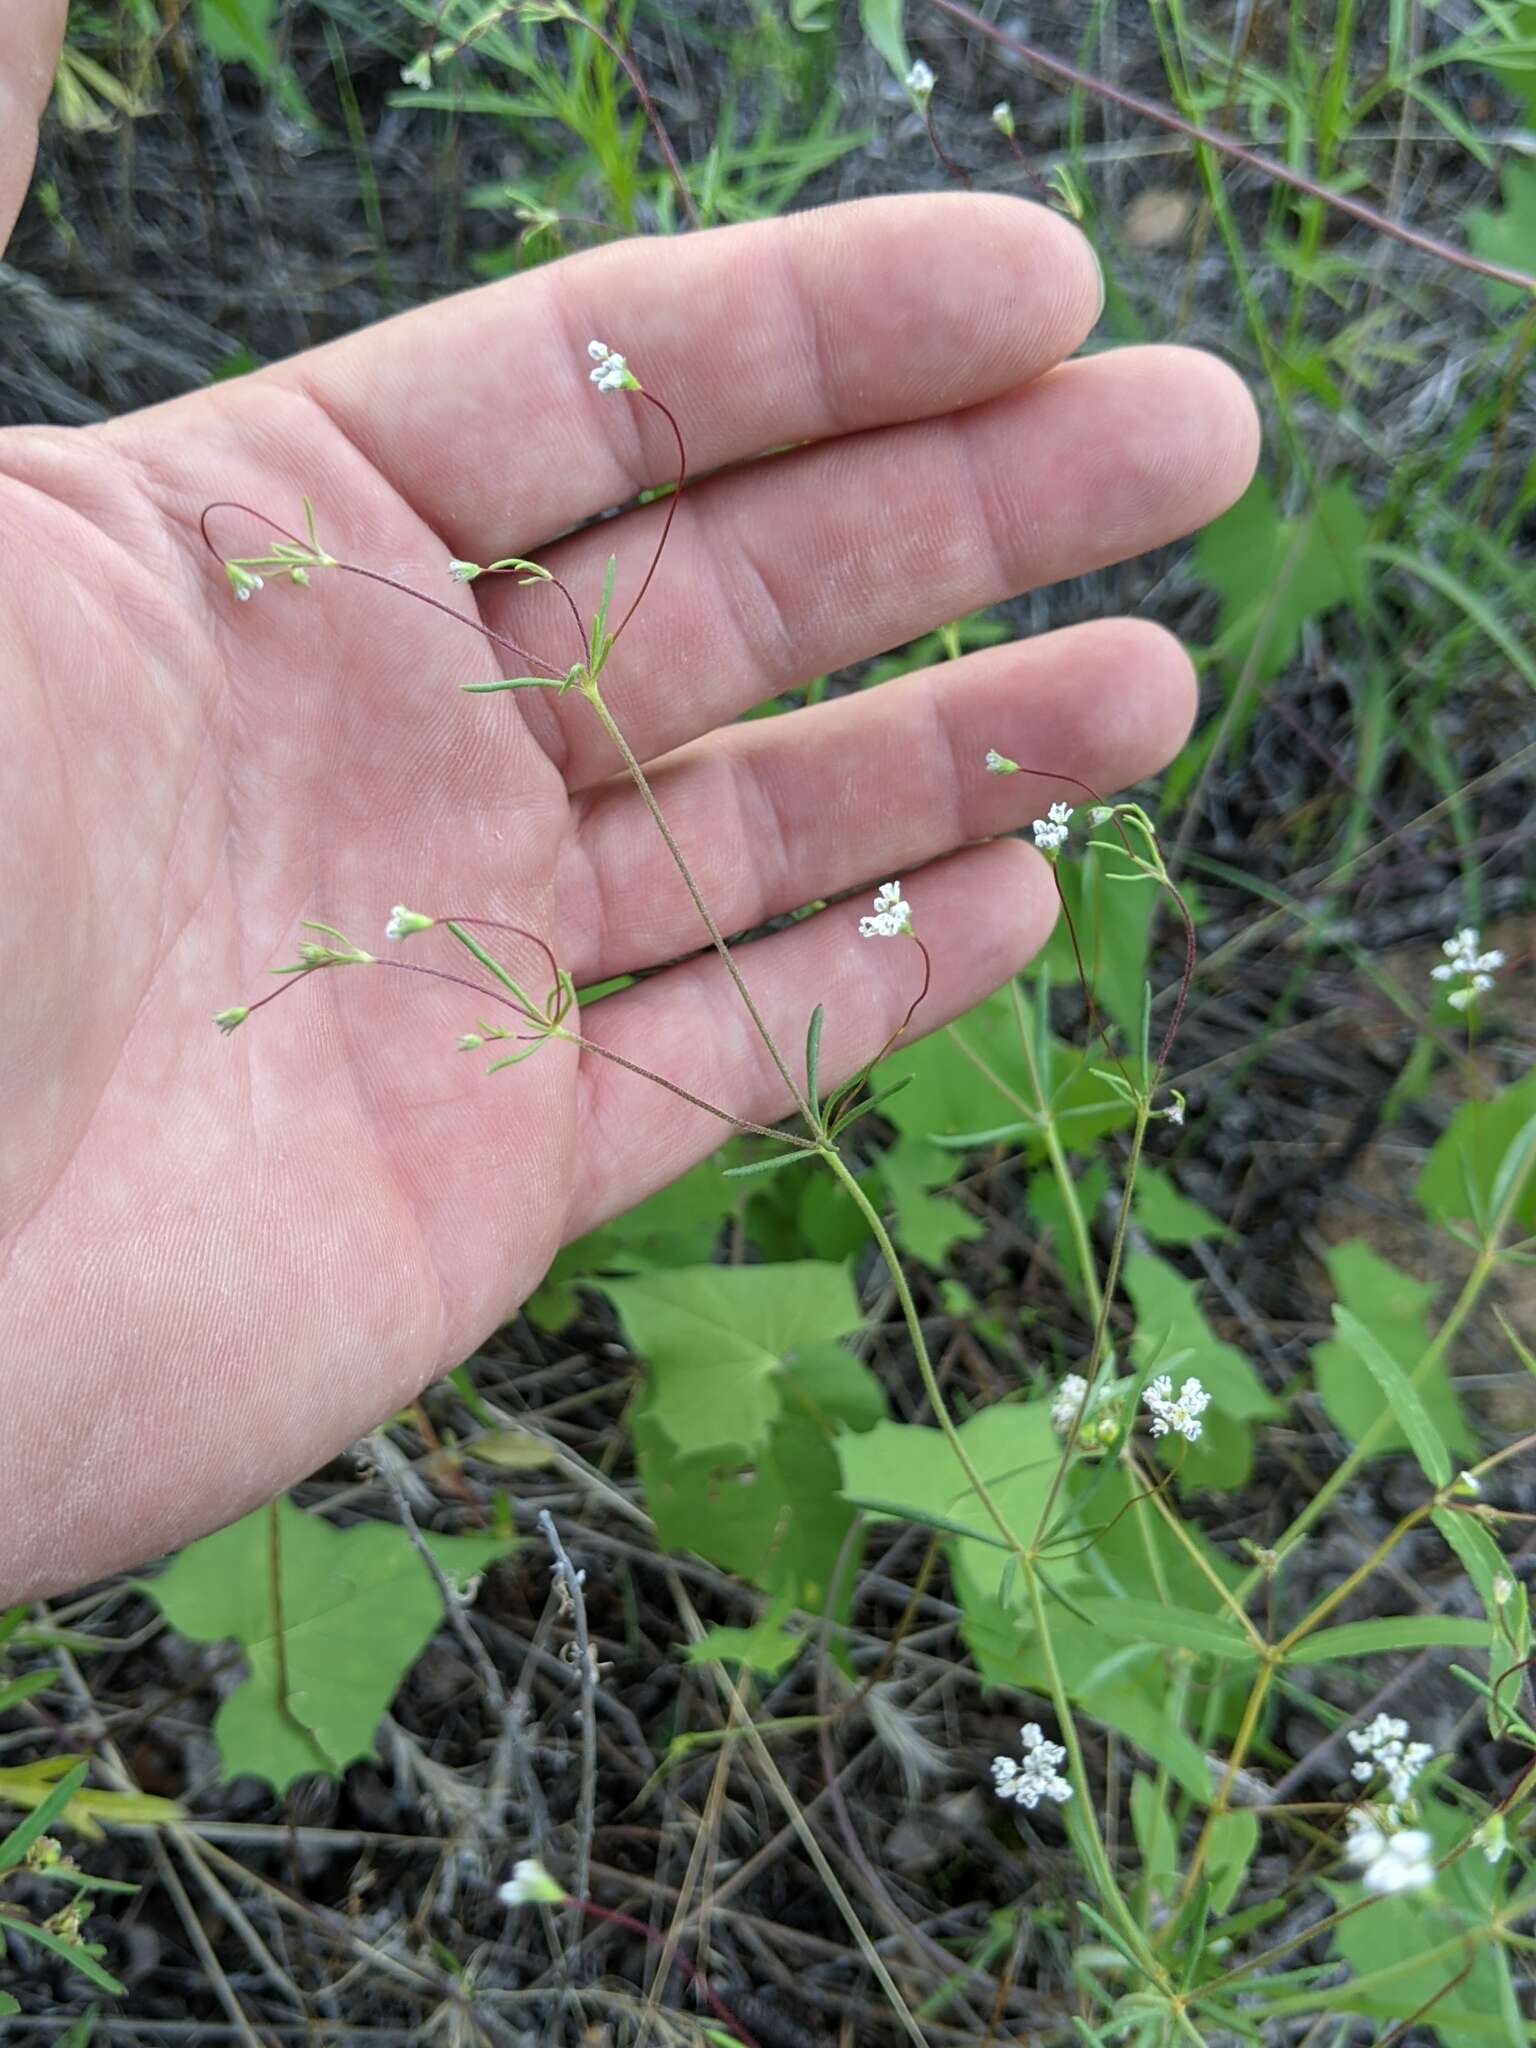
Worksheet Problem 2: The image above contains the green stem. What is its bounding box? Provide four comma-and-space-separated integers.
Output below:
1243, 1243, 1498, 1601
823, 1147, 1025, 1559
582, 681, 810, 1122
1023, 1568, 1161, 1977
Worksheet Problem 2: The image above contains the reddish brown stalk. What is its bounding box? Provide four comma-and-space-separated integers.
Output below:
996, 126, 1058, 208
929, 0, 1536, 295
568, 1895, 761, 2047
199, 502, 562, 679
523, 1026, 817, 1147
922, 104, 972, 188
610, 389, 687, 648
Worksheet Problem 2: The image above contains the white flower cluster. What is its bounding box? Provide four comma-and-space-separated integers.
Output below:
859, 880, 912, 940
1032, 802, 1073, 855
1348, 1713, 1433, 1808
906, 59, 935, 101
984, 748, 1017, 776
1345, 1817, 1434, 1896
1050, 1373, 1122, 1447
991, 1723, 1073, 1809
587, 340, 634, 394
1431, 926, 1504, 1011
1142, 1374, 1210, 1443
227, 564, 264, 602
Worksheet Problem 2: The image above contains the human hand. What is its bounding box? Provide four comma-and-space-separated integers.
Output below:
0, 4, 1257, 1598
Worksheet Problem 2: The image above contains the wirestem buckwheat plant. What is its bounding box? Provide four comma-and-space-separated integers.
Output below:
203, 326, 1535, 2042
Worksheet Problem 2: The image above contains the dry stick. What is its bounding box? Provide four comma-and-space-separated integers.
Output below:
928, 0, 1536, 295
537, 1510, 598, 1912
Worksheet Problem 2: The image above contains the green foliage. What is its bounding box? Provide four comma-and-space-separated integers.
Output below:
635, 1338, 886, 1623
1194, 474, 1370, 683
1417, 1070, 1536, 1237
195, 0, 278, 76
1131, 1164, 1224, 1246
141, 1501, 512, 1790
602, 1261, 862, 1459
1311, 1241, 1471, 1461
1122, 1252, 1280, 1489
1468, 160, 1536, 312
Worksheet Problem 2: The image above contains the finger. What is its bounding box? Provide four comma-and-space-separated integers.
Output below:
486, 343, 1257, 786
558, 616, 1195, 983
0, 0, 67, 254
244, 193, 1103, 547
563, 838, 1051, 1240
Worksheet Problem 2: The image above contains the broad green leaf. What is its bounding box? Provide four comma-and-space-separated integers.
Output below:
141, 1501, 511, 1790
1468, 159, 1536, 312
1130, 1774, 1179, 1902
1132, 1165, 1225, 1246
1124, 1252, 1279, 1490
603, 1261, 862, 1459
195, 0, 277, 77
1327, 1797, 1515, 2040
1418, 1070, 1536, 1237
685, 1605, 804, 1676
526, 1151, 734, 1328
1312, 1242, 1470, 1461
1286, 1614, 1489, 1664
880, 987, 1132, 1152
635, 1346, 885, 1620
878, 1136, 985, 1268
1330, 1305, 1452, 1487
1043, 829, 1159, 1045
0, 1993, 17, 2016
1193, 474, 1369, 685
1027, 1160, 1109, 1307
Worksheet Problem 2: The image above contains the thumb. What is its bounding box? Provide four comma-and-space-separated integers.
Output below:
0, 1, 68, 254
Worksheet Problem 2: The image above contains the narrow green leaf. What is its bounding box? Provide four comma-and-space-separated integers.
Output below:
1286, 1614, 1489, 1663
0, 1913, 125, 1994
589, 553, 618, 670
858, 0, 909, 82
1074, 1599, 1259, 1663
805, 1003, 825, 1104
1330, 1305, 1452, 1486
0, 1762, 90, 1872
721, 1148, 819, 1180
460, 676, 562, 693
0, 1670, 54, 1715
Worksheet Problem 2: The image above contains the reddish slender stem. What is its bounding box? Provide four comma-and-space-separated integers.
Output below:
425, 915, 564, 996
591, 5, 701, 231
572, 1896, 761, 2048
929, 0, 1536, 294
610, 390, 686, 648
199, 502, 562, 679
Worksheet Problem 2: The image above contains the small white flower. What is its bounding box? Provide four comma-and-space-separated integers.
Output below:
1031, 801, 1073, 855
1474, 1814, 1507, 1865
496, 1856, 565, 1908
1163, 1097, 1185, 1128
213, 1006, 249, 1035
984, 748, 1018, 776
858, 880, 912, 940
1089, 805, 1116, 826
400, 50, 433, 89
385, 905, 435, 942
1345, 1818, 1435, 1895
1142, 1374, 1209, 1443
991, 1723, 1072, 1809
227, 564, 263, 602
457, 1033, 484, 1052
586, 340, 636, 394
991, 101, 1015, 137
1454, 1468, 1482, 1497
1347, 1713, 1434, 1807
905, 59, 935, 102
448, 558, 482, 584
1431, 926, 1504, 1009
1050, 1374, 1091, 1438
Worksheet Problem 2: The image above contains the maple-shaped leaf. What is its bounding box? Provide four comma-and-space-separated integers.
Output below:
141, 1499, 513, 1791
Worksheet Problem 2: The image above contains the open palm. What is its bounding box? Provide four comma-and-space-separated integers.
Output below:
0, 8, 1258, 1598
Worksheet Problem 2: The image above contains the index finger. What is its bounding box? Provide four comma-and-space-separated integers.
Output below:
252, 192, 1104, 553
